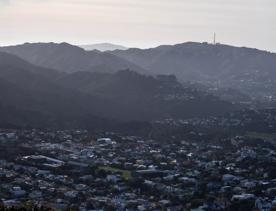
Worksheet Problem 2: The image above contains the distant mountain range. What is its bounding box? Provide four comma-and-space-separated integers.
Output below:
0, 42, 144, 74
79, 43, 128, 51
111, 42, 276, 101
2, 42, 276, 102
1, 41, 276, 129
0, 51, 235, 129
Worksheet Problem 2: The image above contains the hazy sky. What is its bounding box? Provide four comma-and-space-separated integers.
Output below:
0, 0, 275, 51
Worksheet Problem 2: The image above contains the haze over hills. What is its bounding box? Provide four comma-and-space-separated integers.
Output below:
111, 42, 276, 101
0, 42, 144, 74
112, 42, 276, 80
79, 43, 128, 51
0, 52, 116, 128
2, 41, 276, 103
56, 70, 236, 120
0, 51, 235, 129
1, 0, 276, 208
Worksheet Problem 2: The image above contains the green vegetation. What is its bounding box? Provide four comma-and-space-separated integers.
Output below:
246, 132, 276, 143
99, 166, 132, 180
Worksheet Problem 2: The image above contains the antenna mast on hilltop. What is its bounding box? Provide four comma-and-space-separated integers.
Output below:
213, 32, 216, 45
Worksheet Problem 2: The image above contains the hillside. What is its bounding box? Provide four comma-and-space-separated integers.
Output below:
0, 42, 144, 74
0, 52, 118, 128
111, 42, 276, 101
0, 52, 236, 128
56, 70, 237, 120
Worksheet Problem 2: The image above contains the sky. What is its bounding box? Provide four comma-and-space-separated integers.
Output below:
0, 0, 275, 52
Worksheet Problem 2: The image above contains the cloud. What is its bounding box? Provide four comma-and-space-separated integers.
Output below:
0, 0, 10, 4
0, 0, 45, 5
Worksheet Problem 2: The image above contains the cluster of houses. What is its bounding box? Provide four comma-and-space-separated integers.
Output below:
0, 128, 276, 210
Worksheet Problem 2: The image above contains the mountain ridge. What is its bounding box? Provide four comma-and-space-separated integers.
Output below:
0, 52, 236, 128
111, 42, 276, 101
79, 43, 128, 51
0, 42, 145, 74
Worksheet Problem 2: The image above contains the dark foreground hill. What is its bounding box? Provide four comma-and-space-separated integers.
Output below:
0, 52, 118, 129
56, 70, 236, 120
0, 52, 236, 129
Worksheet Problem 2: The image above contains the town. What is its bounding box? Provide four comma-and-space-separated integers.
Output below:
0, 123, 276, 210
